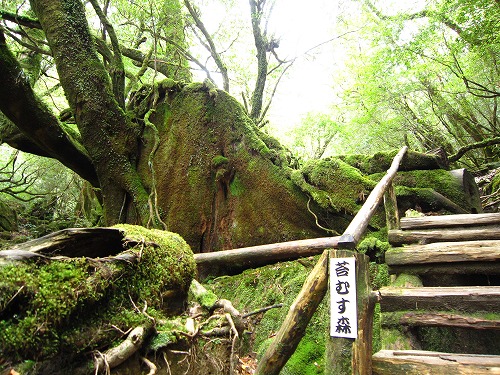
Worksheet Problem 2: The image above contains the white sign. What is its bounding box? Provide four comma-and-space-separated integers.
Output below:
330, 257, 357, 339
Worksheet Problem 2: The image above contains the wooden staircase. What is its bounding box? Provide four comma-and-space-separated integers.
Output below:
372, 212, 500, 374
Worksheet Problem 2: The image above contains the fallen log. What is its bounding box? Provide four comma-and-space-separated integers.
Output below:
4, 227, 126, 258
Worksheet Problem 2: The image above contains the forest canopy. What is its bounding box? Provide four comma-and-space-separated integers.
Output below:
0, 0, 499, 240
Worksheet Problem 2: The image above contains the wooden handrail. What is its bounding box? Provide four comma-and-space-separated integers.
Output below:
338, 146, 408, 249
255, 146, 408, 375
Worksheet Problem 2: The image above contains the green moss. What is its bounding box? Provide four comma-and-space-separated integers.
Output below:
206, 257, 328, 374
295, 158, 376, 214
229, 174, 245, 197
0, 225, 195, 362
283, 339, 323, 375
211, 155, 229, 168
392, 273, 423, 288
380, 328, 413, 350
369, 263, 391, 290
358, 237, 390, 262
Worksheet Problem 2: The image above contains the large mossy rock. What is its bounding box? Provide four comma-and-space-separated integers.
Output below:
135, 82, 327, 252
0, 225, 195, 363
131, 81, 482, 252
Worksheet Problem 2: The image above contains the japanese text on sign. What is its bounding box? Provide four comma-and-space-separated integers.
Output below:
330, 257, 357, 339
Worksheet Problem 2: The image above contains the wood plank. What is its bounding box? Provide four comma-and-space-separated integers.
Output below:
388, 227, 500, 246
400, 212, 500, 230
388, 262, 500, 275
372, 350, 500, 375
378, 286, 500, 312
385, 240, 500, 265
382, 311, 500, 330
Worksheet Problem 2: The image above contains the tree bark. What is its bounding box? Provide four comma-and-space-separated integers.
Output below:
30, 0, 151, 225
249, 0, 268, 122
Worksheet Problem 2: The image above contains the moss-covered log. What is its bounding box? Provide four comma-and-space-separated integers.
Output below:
0, 225, 195, 364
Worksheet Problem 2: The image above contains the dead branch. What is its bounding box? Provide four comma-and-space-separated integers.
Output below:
94, 325, 153, 372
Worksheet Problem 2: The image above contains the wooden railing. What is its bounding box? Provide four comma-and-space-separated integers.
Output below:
255, 146, 408, 375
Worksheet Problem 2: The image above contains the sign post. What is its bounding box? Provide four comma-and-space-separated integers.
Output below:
326, 250, 374, 375
330, 257, 357, 339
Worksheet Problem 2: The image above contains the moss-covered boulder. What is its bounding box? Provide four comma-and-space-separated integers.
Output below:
0, 225, 195, 363
129, 81, 482, 253
133, 82, 327, 252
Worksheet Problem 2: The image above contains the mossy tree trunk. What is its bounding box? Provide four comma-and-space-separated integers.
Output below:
0, 30, 98, 185
30, 0, 150, 225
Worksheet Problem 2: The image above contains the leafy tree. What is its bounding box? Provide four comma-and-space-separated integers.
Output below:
289, 112, 340, 160
321, 0, 500, 167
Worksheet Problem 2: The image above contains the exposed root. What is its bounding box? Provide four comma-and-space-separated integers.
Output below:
94, 325, 152, 372
307, 197, 339, 235
141, 356, 157, 375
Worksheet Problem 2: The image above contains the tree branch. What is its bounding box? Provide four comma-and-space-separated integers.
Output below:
184, 0, 229, 91
88, 0, 126, 108
0, 10, 42, 29
448, 137, 500, 163
0, 30, 98, 186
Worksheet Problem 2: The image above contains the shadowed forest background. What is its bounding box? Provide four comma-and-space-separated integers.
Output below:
1, 0, 500, 374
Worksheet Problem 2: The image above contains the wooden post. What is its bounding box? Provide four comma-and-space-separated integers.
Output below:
326, 249, 374, 375
384, 183, 400, 230
255, 250, 329, 375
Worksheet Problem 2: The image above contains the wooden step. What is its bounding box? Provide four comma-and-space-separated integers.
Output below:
385, 240, 500, 275
388, 226, 500, 246
387, 262, 500, 276
381, 311, 500, 330
372, 350, 500, 375
400, 212, 500, 230
386, 240, 500, 265
378, 286, 500, 313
